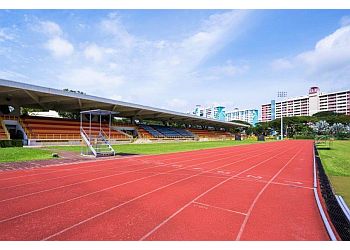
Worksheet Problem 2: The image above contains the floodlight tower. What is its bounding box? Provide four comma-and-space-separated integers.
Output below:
277, 91, 287, 140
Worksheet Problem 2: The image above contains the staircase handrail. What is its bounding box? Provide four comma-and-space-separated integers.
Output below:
80, 128, 97, 156
99, 129, 116, 156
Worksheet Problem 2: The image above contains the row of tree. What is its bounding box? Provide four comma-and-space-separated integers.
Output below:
242, 111, 350, 139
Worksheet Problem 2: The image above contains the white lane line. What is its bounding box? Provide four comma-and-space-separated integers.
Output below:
41, 144, 289, 240
192, 201, 247, 216
0, 164, 168, 203
0, 163, 155, 190
0, 141, 270, 182
0, 144, 273, 203
138, 145, 299, 241
283, 180, 303, 185
235, 146, 304, 240
246, 175, 262, 179
0, 144, 283, 224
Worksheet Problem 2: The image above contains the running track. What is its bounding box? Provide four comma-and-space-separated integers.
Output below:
0, 140, 329, 240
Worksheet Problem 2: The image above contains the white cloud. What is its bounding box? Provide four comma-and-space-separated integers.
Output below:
58, 67, 124, 97
176, 10, 250, 70
0, 70, 29, 81
100, 13, 135, 48
38, 21, 63, 37
271, 24, 350, 86
124, 10, 251, 92
210, 61, 249, 76
0, 28, 13, 41
340, 16, 350, 27
271, 58, 293, 70
84, 44, 104, 62
34, 20, 74, 59
45, 37, 74, 58
26, 11, 252, 111
296, 25, 350, 74
55, 10, 251, 110
166, 98, 188, 109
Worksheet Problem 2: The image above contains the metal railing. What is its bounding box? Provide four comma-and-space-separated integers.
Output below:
0, 115, 18, 121
99, 129, 115, 156
80, 128, 97, 156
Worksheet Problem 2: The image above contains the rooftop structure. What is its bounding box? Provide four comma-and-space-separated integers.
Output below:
0, 79, 248, 129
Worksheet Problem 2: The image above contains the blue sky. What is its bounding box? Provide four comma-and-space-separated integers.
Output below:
0, 10, 350, 113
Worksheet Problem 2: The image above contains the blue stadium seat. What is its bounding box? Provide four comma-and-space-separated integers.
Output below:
139, 124, 195, 138
139, 125, 164, 138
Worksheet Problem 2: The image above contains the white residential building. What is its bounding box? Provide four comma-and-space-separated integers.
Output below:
261, 87, 350, 122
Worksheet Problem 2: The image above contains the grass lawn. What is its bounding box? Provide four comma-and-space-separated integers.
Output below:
317, 140, 350, 206
0, 147, 54, 163
49, 139, 263, 155
0, 139, 262, 163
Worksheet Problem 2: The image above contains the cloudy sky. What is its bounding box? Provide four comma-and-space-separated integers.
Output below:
0, 10, 350, 113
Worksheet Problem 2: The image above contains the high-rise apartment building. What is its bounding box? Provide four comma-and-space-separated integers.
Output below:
193, 105, 259, 125
193, 105, 226, 121
260, 87, 350, 122
225, 108, 259, 125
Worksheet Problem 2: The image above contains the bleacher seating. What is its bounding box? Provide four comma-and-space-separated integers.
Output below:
21, 116, 131, 141
0, 125, 8, 140
152, 125, 182, 138
138, 125, 164, 138
136, 126, 154, 139
171, 127, 195, 138
137, 124, 195, 139
1, 115, 233, 143
189, 128, 233, 140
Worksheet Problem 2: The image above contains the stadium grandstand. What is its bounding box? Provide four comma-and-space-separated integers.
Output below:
0, 79, 248, 150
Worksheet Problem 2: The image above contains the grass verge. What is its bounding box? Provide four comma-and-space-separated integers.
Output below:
0, 147, 53, 163
317, 140, 350, 206
49, 139, 262, 155
0, 140, 262, 163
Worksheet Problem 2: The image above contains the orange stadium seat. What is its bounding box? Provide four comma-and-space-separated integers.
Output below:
21, 116, 131, 141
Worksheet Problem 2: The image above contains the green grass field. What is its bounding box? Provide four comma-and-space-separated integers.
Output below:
0, 147, 54, 163
50, 139, 262, 155
317, 140, 350, 206
317, 140, 350, 176
0, 139, 261, 163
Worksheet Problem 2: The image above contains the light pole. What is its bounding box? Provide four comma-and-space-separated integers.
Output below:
277, 91, 287, 140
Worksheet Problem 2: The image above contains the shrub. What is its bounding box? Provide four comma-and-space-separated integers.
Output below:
0, 140, 23, 148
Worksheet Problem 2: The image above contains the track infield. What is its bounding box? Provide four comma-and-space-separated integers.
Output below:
0, 140, 329, 240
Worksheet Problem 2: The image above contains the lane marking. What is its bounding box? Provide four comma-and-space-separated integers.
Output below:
0, 143, 276, 202
138, 145, 299, 241
193, 201, 247, 216
40, 143, 290, 240
283, 180, 303, 185
235, 146, 305, 240
0, 143, 285, 225
246, 175, 262, 179
0, 141, 271, 182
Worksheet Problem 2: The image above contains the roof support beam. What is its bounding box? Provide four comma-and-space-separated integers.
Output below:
78, 99, 82, 109
24, 90, 46, 110
0, 79, 248, 128
0, 89, 19, 94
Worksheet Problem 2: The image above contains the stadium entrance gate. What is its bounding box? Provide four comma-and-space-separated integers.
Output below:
80, 109, 116, 157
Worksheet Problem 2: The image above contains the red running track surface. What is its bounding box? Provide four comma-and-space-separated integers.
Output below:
0, 140, 329, 240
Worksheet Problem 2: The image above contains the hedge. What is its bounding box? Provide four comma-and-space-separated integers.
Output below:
0, 140, 23, 148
